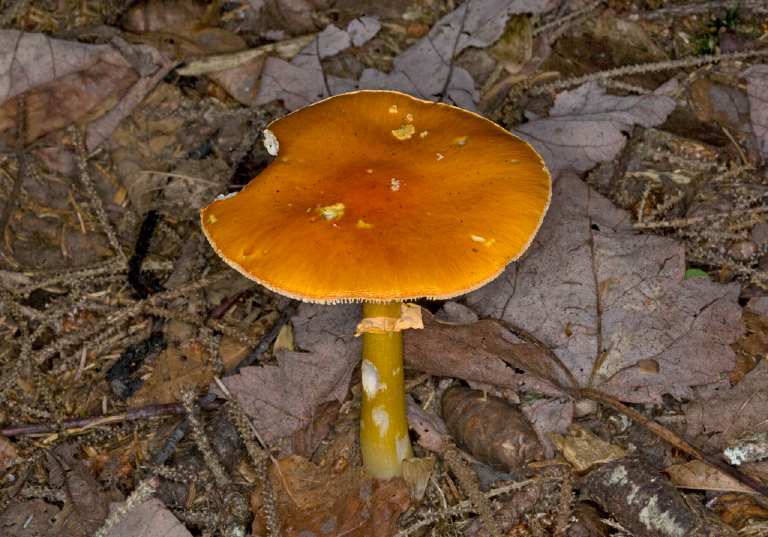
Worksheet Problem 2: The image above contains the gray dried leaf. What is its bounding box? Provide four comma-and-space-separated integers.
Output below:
347, 16, 381, 47
742, 64, 768, 161
684, 360, 768, 453
217, 303, 360, 448
0, 30, 113, 102
467, 172, 742, 403
254, 17, 380, 110
104, 498, 191, 537
0, 30, 175, 152
358, 0, 555, 110
512, 81, 676, 173
406, 395, 448, 453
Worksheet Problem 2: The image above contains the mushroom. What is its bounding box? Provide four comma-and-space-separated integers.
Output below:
200, 90, 551, 479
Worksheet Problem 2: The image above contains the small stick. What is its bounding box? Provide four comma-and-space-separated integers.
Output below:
0, 399, 224, 437
582, 388, 768, 498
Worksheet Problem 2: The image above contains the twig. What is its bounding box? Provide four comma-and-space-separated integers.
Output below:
68, 125, 127, 263
393, 476, 559, 537
634, 206, 768, 229
443, 440, 501, 537
0, 399, 224, 437
530, 49, 768, 96
93, 476, 160, 537
533, 0, 605, 38
582, 388, 768, 498
626, 0, 768, 21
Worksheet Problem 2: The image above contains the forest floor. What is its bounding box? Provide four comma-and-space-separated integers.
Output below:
2, 0, 768, 536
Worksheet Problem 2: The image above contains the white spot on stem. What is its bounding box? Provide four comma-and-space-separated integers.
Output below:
372, 406, 390, 435
361, 360, 380, 397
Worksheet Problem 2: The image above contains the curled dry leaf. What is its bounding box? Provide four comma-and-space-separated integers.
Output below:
442, 385, 543, 472
581, 460, 737, 537
546, 423, 626, 472
405, 309, 575, 400
710, 493, 768, 531
467, 172, 743, 404
664, 460, 759, 494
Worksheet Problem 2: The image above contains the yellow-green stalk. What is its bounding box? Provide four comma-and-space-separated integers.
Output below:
360, 301, 414, 478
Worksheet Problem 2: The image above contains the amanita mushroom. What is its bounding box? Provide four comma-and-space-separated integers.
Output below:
201, 91, 551, 479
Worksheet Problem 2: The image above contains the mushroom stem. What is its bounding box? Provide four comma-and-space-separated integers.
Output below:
360, 300, 414, 479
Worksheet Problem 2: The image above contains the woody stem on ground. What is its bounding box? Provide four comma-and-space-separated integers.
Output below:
360, 301, 414, 479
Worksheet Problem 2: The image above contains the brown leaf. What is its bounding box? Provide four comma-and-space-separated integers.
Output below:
215, 303, 360, 450
684, 360, 768, 453
742, 64, 768, 161
0, 498, 61, 536
0, 30, 176, 152
47, 444, 124, 536
251, 455, 410, 537
711, 493, 768, 530
405, 309, 574, 399
121, 0, 210, 32
547, 423, 626, 472
467, 172, 743, 403
103, 498, 191, 537
0, 434, 18, 464
665, 460, 758, 494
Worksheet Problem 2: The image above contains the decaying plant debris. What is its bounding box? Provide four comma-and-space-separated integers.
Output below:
2, 0, 768, 535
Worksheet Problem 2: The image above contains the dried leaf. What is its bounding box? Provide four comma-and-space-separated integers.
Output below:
665, 460, 758, 494
359, 0, 556, 110
467, 172, 742, 403
711, 493, 768, 530
512, 81, 676, 173
251, 455, 410, 537
684, 360, 768, 453
216, 303, 359, 449
0, 30, 176, 152
255, 17, 380, 110
742, 64, 768, 161
0, 435, 17, 464
547, 423, 626, 472
0, 499, 61, 536
103, 498, 191, 537
405, 310, 574, 399
406, 395, 448, 453
47, 444, 124, 536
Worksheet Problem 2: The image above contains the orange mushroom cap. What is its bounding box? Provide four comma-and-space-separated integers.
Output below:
201, 91, 551, 303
